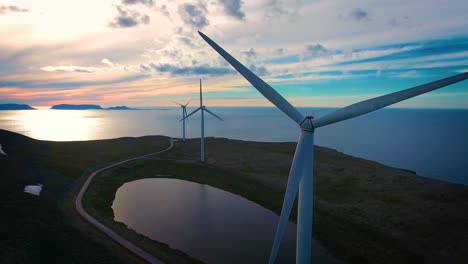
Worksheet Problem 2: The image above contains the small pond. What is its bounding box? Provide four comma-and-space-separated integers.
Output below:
112, 178, 339, 264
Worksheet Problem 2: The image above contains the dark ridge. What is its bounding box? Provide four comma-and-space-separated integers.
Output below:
105, 106, 137, 110
0, 103, 35, 110
51, 104, 103, 110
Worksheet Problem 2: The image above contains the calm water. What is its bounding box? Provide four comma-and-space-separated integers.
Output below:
112, 178, 340, 264
0, 107, 467, 185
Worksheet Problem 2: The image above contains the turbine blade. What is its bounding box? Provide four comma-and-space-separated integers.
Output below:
184, 108, 189, 123
181, 107, 201, 122
269, 133, 311, 264
172, 101, 183, 106
204, 107, 223, 121
313, 72, 468, 128
198, 31, 304, 124
184, 98, 192, 107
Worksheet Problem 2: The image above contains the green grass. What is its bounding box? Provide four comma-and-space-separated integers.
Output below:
2, 130, 468, 264
84, 159, 282, 264
0, 129, 169, 264
86, 137, 468, 264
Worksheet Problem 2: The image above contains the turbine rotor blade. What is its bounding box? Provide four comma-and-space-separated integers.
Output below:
204, 107, 223, 121
198, 31, 304, 124
181, 107, 201, 122
184, 108, 189, 123
268, 132, 311, 264
172, 101, 183, 106
184, 98, 192, 107
313, 72, 468, 128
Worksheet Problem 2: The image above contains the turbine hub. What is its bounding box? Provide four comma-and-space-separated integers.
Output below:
299, 116, 315, 132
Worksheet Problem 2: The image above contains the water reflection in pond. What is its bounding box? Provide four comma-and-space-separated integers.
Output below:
112, 178, 339, 264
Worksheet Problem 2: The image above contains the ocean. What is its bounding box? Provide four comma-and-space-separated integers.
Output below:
0, 107, 467, 185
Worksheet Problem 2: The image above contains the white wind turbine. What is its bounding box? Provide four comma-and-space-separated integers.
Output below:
174, 99, 191, 142
198, 31, 468, 264
184, 79, 223, 162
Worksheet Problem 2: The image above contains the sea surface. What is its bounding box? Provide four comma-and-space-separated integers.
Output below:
0, 107, 467, 185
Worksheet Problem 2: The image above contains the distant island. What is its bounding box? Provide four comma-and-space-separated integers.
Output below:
105, 106, 137, 110
51, 104, 103, 110
50, 104, 137, 110
2, 103, 142, 111
0, 103, 35, 110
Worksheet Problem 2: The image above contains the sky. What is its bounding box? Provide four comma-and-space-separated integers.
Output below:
0, 0, 467, 108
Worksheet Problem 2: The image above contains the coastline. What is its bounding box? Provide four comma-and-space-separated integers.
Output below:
85, 137, 468, 264
2, 129, 468, 263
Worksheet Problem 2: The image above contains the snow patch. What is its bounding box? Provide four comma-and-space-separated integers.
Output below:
0, 144, 7, 155
24, 184, 43, 196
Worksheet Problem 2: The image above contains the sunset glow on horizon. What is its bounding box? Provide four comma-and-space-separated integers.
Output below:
1, 0, 467, 108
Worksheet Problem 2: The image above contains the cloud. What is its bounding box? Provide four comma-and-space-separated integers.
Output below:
109, 6, 150, 28
177, 36, 197, 48
388, 16, 411, 27
0, 5, 29, 14
0, 74, 150, 90
264, 0, 301, 20
376, 69, 382, 77
121, 0, 154, 7
302, 44, 330, 61
375, 64, 390, 77
392, 70, 421, 78
349, 8, 369, 21
218, 0, 245, 20
222, 96, 263, 100
178, 3, 209, 29
139, 64, 151, 72
249, 65, 269, 76
242, 48, 257, 59
275, 48, 285, 55
41, 65, 95, 73
159, 4, 171, 17
150, 63, 236, 76
101, 58, 115, 67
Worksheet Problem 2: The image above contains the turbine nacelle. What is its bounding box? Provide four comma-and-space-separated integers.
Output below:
299, 116, 315, 132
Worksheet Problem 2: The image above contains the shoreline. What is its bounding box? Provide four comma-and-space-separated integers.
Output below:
84, 136, 468, 264
2, 129, 468, 263
1, 124, 464, 185
1, 107, 467, 186
75, 139, 175, 264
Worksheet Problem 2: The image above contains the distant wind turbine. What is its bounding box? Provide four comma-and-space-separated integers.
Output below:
174, 99, 191, 142
198, 30, 468, 264
184, 79, 223, 162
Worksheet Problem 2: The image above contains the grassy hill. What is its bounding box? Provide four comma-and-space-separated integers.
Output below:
0, 129, 168, 264
85, 137, 468, 264
1, 129, 467, 263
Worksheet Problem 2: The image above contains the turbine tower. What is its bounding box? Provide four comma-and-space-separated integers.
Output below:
198, 31, 468, 264
184, 79, 223, 162
173, 99, 191, 142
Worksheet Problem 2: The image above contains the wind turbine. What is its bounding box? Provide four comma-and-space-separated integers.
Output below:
174, 99, 191, 142
198, 31, 468, 264
184, 79, 223, 162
